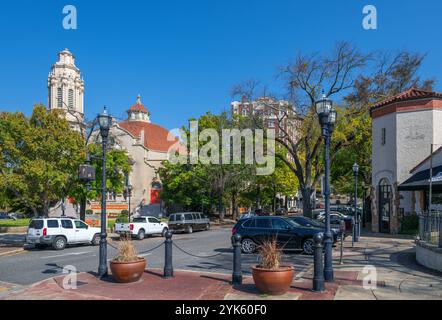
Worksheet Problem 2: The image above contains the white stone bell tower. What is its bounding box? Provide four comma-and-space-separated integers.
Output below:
48, 49, 85, 130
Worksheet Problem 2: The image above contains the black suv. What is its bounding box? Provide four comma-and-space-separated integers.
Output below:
232, 216, 333, 255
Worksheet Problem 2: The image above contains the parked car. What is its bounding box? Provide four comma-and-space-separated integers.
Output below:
115, 216, 168, 240
26, 217, 101, 250
286, 216, 342, 241
238, 211, 256, 221
232, 216, 337, 255
254, 208, 271, 216
0, 212, 15, 220
9, 212, 25, 220
275, 207, 288, 216
168, 212, 210, 234
316, 213, 353, 236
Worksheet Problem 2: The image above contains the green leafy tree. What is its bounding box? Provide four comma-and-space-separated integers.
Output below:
69, 143, 132, 221
233, 42, 435, 217
0, 105, 85, 216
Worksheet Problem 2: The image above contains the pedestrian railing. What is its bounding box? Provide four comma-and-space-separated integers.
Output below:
418, 212, 442, 247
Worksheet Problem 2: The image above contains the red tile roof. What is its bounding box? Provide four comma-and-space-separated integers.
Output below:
128, 95, 149, 113
372, 88, 442, 110
118, 120, 180, 153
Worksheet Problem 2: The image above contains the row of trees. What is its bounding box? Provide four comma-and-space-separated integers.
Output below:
0, 105, 131, 218
231, 42, 434, 216
159, 42, 434, 219
158, 112, 299, 220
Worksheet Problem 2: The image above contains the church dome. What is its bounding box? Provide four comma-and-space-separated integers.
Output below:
119, 95, 183, 153
127, 95, 150, 122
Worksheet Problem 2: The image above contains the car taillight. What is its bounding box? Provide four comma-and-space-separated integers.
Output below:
130, 224, 134, 231
43, 228, 47, 236
232, 227, 237, 235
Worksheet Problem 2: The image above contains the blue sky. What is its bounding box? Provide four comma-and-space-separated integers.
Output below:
1, 0, 441, 130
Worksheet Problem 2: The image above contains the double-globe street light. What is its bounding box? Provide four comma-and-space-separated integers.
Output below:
315, 93, 337, 282
78, 107, 112, 279
353, 162, 360, 243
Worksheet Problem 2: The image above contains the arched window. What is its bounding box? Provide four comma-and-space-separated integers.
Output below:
57, 88, 62, 108
68, 89, 74, 109
378, 178, 392, 233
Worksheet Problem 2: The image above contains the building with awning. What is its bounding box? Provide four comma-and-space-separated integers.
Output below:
371, 88, 442, 234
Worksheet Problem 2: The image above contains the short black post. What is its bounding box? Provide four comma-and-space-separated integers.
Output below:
163, 231, 174, 278
231, 234, 242, 285
313, 232, 325, 292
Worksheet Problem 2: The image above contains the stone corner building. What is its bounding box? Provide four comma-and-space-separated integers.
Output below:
370, 88, 442, 234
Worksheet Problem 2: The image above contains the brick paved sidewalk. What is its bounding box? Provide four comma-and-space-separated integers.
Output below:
1, 268, 366, 300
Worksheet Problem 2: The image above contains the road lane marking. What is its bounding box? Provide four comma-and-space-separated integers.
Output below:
41, 251, 90, 259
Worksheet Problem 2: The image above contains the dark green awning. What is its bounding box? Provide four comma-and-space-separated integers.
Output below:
398, 165, 442, 191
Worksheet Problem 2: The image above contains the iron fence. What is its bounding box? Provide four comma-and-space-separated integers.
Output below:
418, 212, 442, 247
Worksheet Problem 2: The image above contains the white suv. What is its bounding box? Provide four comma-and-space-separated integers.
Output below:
26, 217, 101, 250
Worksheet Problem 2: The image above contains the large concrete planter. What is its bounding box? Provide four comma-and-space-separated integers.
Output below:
110, 258, 146, 283
252, 265, 294, 295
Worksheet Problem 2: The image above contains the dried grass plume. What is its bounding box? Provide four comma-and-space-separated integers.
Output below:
258, 239, 282, 270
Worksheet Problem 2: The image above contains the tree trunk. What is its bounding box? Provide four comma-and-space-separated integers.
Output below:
302, 187, 313, 218
218, 189, 224, 221
232, 193, 238, 220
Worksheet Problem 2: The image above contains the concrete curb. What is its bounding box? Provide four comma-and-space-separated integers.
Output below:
0, 227, 27, 234
0, 248, 24, 257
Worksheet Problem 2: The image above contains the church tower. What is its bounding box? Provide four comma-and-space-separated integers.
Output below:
48, 49, 85, 130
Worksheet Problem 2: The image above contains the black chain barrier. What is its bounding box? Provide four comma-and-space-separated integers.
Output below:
107, 238, 165, 255
172, 241, 231, 259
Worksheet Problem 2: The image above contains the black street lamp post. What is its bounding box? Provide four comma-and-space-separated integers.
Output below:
353, 162, 359, 242
127, 184, 132, 221
97, 107, 112, 278
315, 93, 337, 282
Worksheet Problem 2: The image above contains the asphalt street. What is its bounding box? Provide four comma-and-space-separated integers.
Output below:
0, 227, 314, 285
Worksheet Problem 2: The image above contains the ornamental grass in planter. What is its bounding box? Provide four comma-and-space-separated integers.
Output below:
110, 237, 146, 283
252, 239, 294, 295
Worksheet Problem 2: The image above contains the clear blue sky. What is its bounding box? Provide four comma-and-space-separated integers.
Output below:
1, 0, 441, 130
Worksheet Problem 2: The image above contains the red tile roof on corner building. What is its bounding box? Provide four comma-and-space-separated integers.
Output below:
118, 120, 180, 153
371, 88, 442, 110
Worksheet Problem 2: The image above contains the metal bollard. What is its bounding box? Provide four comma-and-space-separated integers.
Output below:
163, 231, 174, 278
439, 213, 442, 248
351, 217, 355, 248
313, 232, 325, 292
231, 234, 242, 285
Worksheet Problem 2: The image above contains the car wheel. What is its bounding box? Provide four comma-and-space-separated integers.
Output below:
161, 227, 168, 237
137, 229, 145, 240
302, 238, 315, 255
186, 226, 193, 234
52, 236, 66, 250
205, 223, 210, 231
241, 238, 257, 254
92, 233, 100, 246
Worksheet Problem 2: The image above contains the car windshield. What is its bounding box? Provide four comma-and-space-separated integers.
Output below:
133, 218, 145, 223
286, 219, 301, 228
